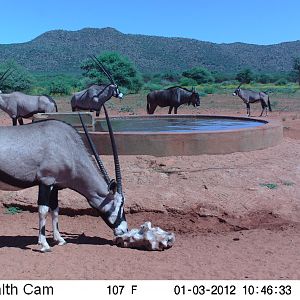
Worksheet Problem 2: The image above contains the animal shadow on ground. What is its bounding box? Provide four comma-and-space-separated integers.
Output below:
63, 232, 114, 247
0, 235, 35, 250
0, 231, 114, 251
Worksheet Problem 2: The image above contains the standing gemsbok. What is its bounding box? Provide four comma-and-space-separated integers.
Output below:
0, 69, 58, 126
232, 83, 272, 117
71, 55, 123, 117
0, 108, 128, 252
0, 92, 57, 125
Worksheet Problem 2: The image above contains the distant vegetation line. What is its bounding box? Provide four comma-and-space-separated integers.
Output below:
1, 27, 300, 75
0, 54, 299, 97
1, 28, 300, 97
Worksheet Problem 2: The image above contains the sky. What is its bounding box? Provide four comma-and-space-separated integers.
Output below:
0, 0, 299, 45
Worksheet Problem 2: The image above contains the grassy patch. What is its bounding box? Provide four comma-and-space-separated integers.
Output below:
4, 206, 23, 215
259, 183, 278, 189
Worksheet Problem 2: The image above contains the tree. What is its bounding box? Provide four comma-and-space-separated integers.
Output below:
48, 79, 71, 95
81, 52, 143, 93
256, 73, 272, 84
160, 71, 181, 83
0, 60, 33, 92
182, 67, 214, 84
179, 77, 198, 86
236, 68, 254, 84
293, 57, 300, 85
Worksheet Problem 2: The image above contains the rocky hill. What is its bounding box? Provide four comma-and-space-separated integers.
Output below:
0, 27, 299, 74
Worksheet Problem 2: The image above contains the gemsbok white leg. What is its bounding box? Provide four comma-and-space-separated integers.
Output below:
38, 205, 51, 252
51, 207, 66, 246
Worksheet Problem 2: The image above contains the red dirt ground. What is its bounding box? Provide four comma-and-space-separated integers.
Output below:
0, 95, 299, 279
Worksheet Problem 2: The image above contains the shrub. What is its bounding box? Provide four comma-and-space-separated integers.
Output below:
81, 52, 143, 93
236, 68, 254, 84
293, 57, 300, 85
143, 82, 164, 91
256, 73, 272, 84
213, 72, 235, 83
202, 86, 217, 94
179, 77, 198, 86
160, 71, 182, 83
182, 67, 214, 84
48, 79, 71, 95
0, 60, 33, 92
275, 78, 288, 85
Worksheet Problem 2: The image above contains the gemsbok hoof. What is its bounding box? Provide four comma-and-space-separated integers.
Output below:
57, 240, 67, 246
40, 247, 52, 253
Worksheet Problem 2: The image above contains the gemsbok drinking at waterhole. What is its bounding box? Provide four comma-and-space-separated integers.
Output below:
0, 108, 128, 252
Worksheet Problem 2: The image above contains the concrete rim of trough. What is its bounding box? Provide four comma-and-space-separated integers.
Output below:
82, 114, 283, 156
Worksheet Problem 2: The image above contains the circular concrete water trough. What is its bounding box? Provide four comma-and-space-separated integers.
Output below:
81, 115, 283, 156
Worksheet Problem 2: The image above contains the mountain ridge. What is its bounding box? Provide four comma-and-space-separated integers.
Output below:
0, 27, 299, 74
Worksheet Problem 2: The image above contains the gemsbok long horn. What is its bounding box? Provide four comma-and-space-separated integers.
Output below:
78, 113, 111, 186
103, 104, 123, 195
89, 55, 116, 85
91, 55, 115, 83
90, 55, 115, 84
0, 68, 13, 84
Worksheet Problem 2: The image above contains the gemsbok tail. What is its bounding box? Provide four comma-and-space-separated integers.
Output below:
146, 101, 150, 114
267, 95, 272, 112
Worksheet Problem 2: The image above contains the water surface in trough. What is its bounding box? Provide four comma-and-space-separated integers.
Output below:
95, 117, 266, 133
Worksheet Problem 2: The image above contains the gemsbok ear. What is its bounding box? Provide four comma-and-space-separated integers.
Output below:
108, 179, 117, 195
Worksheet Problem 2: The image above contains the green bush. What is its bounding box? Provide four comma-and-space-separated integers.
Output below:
256, 73, 272, 84
160, 71, 182, 83
202, 86, 217, 94
0, 60, 33, 92
236, 68, 254, 84
275, 78, 288, 85
179, 77, 198, 86
81, 52, 143, 93
182, 67, 214, 84
33, 73, 81, 95
48, 79, 71, 95
293, 57, 300, 85
143, 82, 164, 91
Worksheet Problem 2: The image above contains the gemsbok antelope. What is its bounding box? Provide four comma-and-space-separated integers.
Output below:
0, 92, 57, 125
71, 55, 123, 117
0, 68, 57, 126
232, 83, 272, 117
0, 108, 128, 252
